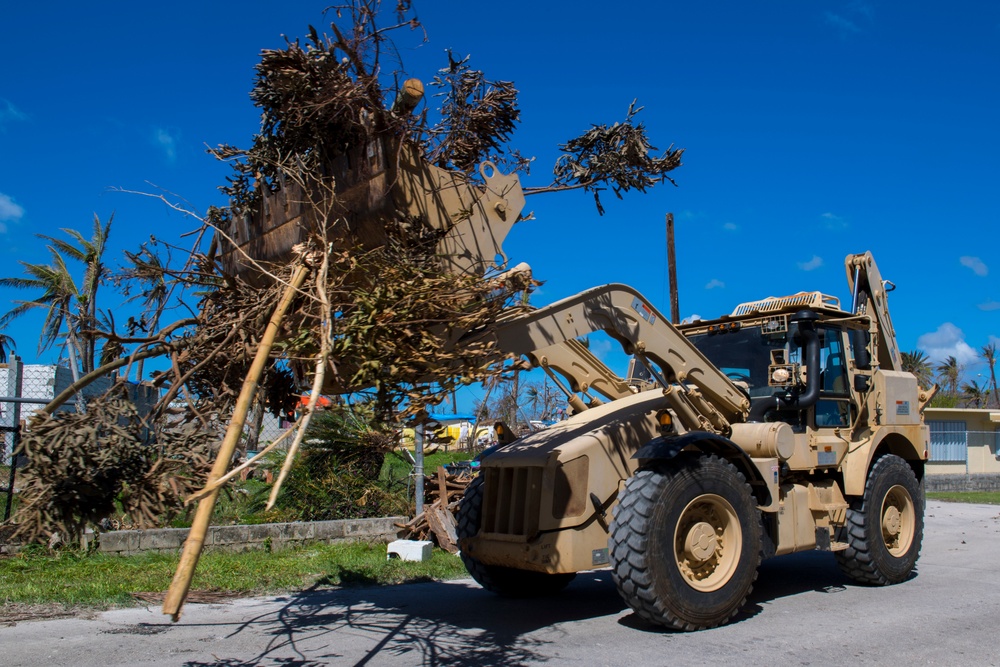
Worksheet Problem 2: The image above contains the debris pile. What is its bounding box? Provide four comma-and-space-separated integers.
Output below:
10, 393, 213, 543
395, 466, 475, 553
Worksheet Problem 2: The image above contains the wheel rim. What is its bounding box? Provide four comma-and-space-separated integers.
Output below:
881, 484, 915, 557
673, 493, 742, 592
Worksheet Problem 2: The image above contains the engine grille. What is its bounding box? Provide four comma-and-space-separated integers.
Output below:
480, 466, 543, 538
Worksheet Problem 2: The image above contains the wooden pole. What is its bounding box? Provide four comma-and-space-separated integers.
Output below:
162, 265, 309, 621
666, 212, 680, 325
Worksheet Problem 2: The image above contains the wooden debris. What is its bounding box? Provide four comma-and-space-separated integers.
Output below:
395, 466, 474, 552
426, 504, 459, 553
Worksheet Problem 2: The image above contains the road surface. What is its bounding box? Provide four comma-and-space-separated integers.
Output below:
3, 500, 999, 666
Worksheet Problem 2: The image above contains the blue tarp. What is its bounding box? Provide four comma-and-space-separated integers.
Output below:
426, 412, 476, 422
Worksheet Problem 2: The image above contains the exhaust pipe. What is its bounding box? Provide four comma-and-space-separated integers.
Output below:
748, 309, 821, 422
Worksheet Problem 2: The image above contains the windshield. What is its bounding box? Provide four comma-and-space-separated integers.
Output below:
685, 327, 789, 398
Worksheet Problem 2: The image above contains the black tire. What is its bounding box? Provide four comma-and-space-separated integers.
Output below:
457, 474, 576, 597
835, 454, 923, 585
609, 454, 762, 631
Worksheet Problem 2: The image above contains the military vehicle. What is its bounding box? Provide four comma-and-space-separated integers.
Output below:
457, 253, 931, 630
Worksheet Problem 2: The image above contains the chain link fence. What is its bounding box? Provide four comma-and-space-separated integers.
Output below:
0, 356, 157, 527
2, 357, 95, 523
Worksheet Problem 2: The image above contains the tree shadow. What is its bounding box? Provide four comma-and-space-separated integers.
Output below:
176, 552, 920, 663
179, 571, 626, 667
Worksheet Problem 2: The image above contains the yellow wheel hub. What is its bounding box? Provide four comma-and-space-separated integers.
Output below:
881, 484, 915, 557
684, 521, 719, 562
674, 494, 742, 592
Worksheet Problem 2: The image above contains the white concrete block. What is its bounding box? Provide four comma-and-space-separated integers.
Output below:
386, 539, 433, 562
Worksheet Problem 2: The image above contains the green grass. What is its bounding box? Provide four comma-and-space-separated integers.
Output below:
0, 541, 468, 608
927, 491, 1000, 505
381, 448, 476, 485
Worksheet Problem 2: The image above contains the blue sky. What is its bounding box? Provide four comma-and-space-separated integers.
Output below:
1, 1, 998, 410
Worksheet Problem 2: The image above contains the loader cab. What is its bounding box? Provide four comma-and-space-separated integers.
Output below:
681, 292, 865, 437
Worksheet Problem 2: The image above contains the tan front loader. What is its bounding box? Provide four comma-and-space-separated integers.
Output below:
457, 253, 928, 632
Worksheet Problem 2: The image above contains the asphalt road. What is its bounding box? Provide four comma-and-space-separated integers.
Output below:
3, 500, 1000, 667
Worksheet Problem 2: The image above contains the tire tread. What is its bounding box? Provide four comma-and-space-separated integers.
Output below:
834, 454, 923, 586
609, 454, 761, 631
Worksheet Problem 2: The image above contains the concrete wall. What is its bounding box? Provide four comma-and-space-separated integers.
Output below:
925, 474, 1000, 493
82, 516, 406, 556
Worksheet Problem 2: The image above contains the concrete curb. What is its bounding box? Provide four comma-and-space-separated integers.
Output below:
80, 516, 406, 556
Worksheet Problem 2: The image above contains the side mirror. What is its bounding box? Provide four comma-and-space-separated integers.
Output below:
852, 330, 871, 370
854, 375, 871, 393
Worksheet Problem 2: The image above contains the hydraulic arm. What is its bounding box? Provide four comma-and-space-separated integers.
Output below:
846, 251, 902, 371
476, 283, 751, 433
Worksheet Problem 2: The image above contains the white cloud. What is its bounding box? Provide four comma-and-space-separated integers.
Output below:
705, 279, 725, 290
0, 99, 27, 126
797, 255, 823, 271
824, 11, 861, 34
852, 1, 874, 20
821, 212, 848, 230
681, 314, 702, 324
916, 322, 978, 365
0, 192, 24, 223
824, 2, 873, 36
722, 222, 738, 232
960, 256, 988, 277
153, 127, 179, 161
978, 300, 1000, 312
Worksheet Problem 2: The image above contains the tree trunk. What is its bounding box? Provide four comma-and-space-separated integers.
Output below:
244, 399, 265, 456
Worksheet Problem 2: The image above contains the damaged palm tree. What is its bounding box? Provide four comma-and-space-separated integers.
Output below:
2, 0, 685, 621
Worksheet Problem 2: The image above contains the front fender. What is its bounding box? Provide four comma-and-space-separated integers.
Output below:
633, 431, 739, 461
633, 431, 775, 508
842, 425, 928, 496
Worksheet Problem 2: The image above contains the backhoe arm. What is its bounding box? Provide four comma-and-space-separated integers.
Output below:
846, 252, 902, 371
530, 338, 635, 403
479, 283, 750, 432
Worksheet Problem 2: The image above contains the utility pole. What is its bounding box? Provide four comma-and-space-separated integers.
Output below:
666, 213, 680, 324
414, 421, 424, 516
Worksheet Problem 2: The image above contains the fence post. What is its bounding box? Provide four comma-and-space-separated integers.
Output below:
3, 428, 18, 522
2, 355, 23, 521
414, 423, 425, 517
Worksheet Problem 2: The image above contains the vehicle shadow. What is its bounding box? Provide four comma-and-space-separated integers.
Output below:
179, 572, 626, 667
617, 549, 917, 633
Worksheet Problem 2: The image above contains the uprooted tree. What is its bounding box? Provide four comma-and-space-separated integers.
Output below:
5, 0, 683, 577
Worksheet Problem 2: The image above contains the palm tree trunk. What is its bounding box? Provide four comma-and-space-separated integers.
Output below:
62, 331, 86, 413
990, 363, 999, 409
